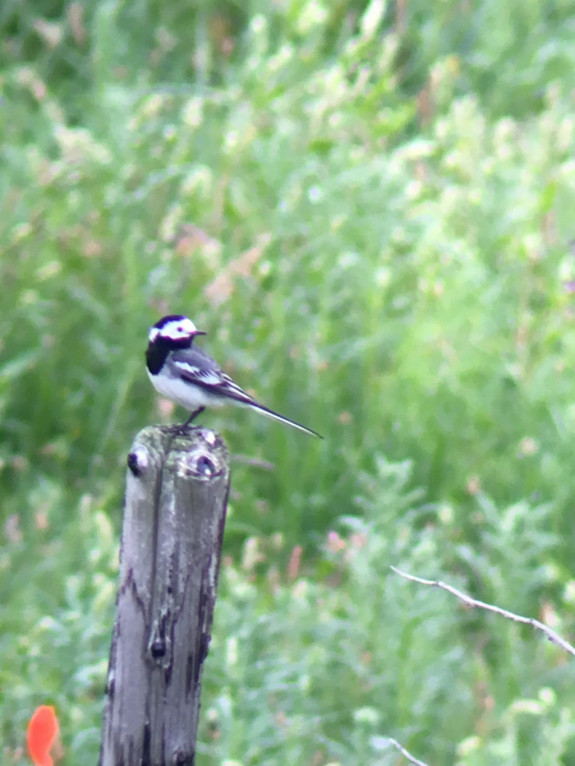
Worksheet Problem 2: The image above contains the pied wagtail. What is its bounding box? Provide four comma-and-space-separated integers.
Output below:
146, 314, 322, 437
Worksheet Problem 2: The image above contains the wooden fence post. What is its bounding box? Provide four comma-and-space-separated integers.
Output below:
100, 425, 230, 766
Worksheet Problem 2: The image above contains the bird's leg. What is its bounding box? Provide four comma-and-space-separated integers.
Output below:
182, 407, 205, 427
172, 407, 205, 437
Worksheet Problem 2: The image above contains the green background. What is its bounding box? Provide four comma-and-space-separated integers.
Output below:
2, 1, 575, 763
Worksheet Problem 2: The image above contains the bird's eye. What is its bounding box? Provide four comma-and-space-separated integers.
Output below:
177, 326, 183, 332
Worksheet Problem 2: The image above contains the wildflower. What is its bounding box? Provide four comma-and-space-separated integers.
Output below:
27, 706, 59, 766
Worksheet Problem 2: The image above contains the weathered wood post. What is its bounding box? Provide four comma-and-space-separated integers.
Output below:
100, 425, 230, 766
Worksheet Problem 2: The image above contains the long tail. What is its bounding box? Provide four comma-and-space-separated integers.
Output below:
242, 399, 322, 438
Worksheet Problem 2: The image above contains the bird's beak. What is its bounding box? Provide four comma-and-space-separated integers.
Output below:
193, 330, 207, 337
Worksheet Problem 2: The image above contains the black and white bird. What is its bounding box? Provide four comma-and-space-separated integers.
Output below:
146, 314, 322, 437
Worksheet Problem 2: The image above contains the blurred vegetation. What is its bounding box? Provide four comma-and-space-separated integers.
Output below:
3, 0, 575, 764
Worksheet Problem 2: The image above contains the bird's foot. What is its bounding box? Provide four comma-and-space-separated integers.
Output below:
171, 407, 206, 436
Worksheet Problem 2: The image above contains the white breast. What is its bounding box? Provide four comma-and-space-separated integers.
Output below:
147, 370, 225, 410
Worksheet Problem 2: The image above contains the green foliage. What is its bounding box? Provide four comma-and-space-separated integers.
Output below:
0, 480, 116, 762
3, 1, 575, 764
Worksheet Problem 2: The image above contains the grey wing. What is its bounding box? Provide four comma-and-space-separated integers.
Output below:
170, 346, 254, 403
171, 344, 323, 437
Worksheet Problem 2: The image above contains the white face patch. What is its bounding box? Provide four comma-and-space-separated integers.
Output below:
149, 317, 199, 342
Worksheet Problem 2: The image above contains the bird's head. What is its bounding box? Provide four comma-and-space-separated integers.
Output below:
148, 314, 207, 349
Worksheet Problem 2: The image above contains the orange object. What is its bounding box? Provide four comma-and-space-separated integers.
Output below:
27, 706, 59, 766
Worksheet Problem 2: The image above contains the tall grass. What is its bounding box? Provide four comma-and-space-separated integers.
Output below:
3, 1, 575, 763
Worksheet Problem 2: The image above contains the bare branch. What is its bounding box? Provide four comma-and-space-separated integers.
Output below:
232, 453, 275, 471
391, 566, 575, 658
373, 736, 429, 766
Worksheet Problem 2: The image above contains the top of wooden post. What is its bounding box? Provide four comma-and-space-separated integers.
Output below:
101, 425, 230, 766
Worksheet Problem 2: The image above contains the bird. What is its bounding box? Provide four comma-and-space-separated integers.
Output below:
146, 314, 322, 438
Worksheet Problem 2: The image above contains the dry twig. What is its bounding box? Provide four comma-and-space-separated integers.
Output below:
392, 566, 575, 657
373, 736, 429, 766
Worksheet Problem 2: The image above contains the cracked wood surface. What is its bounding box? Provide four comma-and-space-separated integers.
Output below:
100, 425, 230, 766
